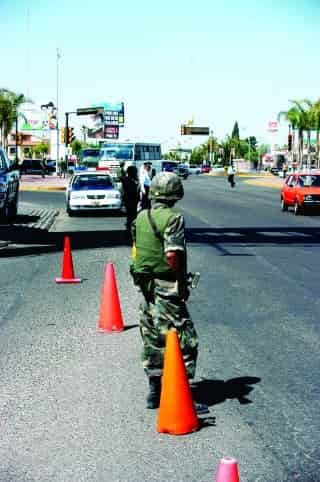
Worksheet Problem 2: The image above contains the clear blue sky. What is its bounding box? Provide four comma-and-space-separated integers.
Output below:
1, 0, 320, 148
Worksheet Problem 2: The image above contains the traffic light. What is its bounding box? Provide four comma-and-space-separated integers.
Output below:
60, 127, 65, 144
180, 124, 186, 136
288, 134, 292, 152
17, 132, 23, 145
67, 127, 75, 144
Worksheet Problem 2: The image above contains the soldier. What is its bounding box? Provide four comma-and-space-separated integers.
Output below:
116, 160, 126, 182
130, 172, 207, 413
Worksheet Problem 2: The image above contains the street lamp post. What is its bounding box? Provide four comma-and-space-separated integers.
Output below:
15, 115, 18, 161
56, 48, 61, 175
209, 129, 214, 165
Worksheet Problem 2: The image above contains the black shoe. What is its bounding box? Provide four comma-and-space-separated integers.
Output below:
146, 376, 161, 409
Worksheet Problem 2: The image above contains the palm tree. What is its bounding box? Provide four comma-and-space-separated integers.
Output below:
310, 99, 320, 168
0, 89, 31, 152
278, 99, 312, 167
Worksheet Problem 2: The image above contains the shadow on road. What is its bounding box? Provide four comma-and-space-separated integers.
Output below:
2, 220, 320, 258
186, 226, 320, 246
192, 376, 261, 407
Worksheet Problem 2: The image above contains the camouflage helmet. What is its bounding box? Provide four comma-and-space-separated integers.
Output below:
149, 171, 184, 201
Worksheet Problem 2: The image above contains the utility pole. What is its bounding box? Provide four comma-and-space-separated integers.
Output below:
56, 48, 61, 175
209, 129, 213, 165
15, 116, 18, 161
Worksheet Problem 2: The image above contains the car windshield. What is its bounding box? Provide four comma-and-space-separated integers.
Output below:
73, 175, 114, 190
297, 175, 320, 187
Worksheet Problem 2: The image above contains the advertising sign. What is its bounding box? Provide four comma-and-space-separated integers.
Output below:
267, 121, 279, 132
20, 103, 57, 131
104, 125, 119, 139
91, 102, 125, 126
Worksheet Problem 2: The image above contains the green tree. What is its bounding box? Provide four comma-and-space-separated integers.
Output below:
310, 99, 320, 167
0, 89, 30, 152
190, 144, 208, 164
33, 142, 49, 158
231, 121, 240, 140
71, 139, 83, 157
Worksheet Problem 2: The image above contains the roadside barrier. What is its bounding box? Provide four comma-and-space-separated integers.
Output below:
55, 236, 81, 284
97, 262, 124, 333
215, 457, 240, 482
157, 328, 199, 435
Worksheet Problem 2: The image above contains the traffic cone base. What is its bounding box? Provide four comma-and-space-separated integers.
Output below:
97, 263, 124, 333
55, 236, 81, 284
55, 277, 82, 284
216, 457, 240, 482
157, 329, 199, 435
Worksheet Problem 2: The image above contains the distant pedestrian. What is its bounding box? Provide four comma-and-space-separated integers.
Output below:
139, 162, 152, 210
227, 164, 236, 187
122, 165, 140, 231
41, 156, 47, 178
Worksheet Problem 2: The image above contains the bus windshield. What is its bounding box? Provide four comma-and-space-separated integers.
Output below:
100, 143, 134, 160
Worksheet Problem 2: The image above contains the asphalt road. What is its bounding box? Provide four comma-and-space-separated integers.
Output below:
1, 176, 320, 482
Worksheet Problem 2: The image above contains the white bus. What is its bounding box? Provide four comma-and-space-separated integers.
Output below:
99, 141, 162, 178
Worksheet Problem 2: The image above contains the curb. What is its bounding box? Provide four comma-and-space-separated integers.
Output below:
19, 186, 67, 192
244, 179, 281, 189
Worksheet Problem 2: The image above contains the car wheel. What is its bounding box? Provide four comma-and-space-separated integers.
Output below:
294, 199, 302, 215
0, 200, 10, 223
8, 192, 18, 221
281, 197, 288, 212
66, 204, 75, 216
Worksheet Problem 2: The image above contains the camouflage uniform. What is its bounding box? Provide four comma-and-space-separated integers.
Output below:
131, 197, 198, 380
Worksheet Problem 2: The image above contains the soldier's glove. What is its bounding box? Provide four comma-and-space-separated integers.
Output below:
179, 284, 190, 302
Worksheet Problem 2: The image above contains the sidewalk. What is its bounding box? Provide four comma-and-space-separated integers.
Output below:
19, 174, 69, 191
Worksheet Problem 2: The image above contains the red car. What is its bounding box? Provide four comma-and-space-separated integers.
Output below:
201, 165, 211, 173
281, 171, 320, 215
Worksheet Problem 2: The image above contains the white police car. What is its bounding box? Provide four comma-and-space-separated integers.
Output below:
66, 171, 122, 216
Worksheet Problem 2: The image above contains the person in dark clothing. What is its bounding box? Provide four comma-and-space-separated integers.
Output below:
122, 165, 140, 230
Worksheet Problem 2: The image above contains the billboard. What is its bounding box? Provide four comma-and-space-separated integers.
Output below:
91, 102, 125, 126
86, 101, 124, 139
20, 103, 57, 131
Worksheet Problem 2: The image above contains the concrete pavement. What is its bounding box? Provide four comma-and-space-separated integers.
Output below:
19, 174, 69, 191
19, 172, 283, 191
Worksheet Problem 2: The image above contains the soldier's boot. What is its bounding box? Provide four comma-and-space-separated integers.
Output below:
146, 376, 162, 409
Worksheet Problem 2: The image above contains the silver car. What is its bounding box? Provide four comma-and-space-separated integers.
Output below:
65, 171, 122, 216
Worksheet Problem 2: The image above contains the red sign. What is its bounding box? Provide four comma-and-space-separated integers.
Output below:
104, 125, 119, 139
267, 121, 279, 132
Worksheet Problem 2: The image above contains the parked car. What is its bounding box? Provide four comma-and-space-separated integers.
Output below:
188, 166, 201, 175
281, 171, 320, 215
65, 171, 122, 216
19, 159, 44, 175
177, 164, 189, 179
46, 160, 56, 173
0, 147, 20, 222
201, 165, 211, 174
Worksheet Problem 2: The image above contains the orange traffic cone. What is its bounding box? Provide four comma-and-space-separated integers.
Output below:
216, 457, 240, 482
157, 329, 199, 435
97, 262, 124, 333
55, 236, 81, 284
